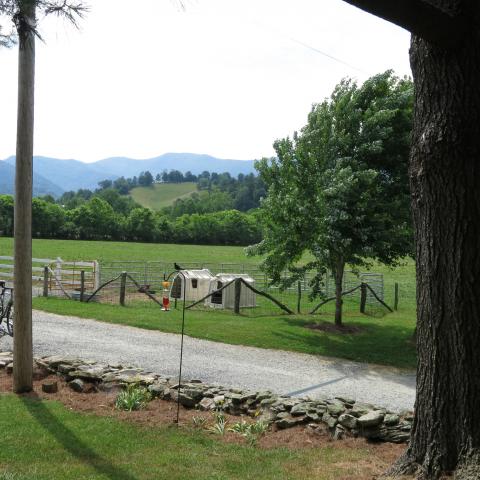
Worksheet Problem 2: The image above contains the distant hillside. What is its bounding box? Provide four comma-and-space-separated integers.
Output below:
0, 160, 64, 197
130, 182, 198, 210
92, 153, 256, 178
5, 156, 118, 192
1, 153, 256, 196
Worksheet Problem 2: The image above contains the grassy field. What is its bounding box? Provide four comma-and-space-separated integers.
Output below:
0, 237, 261, 265
0, 394, 381, 480
130, 182, 198, 210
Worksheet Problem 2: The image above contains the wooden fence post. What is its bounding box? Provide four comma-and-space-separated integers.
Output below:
234, 278, 241, 314
80, 270, 85, 303
394, 282, 399, 311
360, 283, 367, 313
297, 281, 302, 314
43, 266, 49, 298
119, 272, 127, 306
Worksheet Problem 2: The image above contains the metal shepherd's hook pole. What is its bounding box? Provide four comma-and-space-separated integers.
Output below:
175, 270, 187, 424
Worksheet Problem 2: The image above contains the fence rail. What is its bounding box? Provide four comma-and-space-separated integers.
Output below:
0, 256, 99, 298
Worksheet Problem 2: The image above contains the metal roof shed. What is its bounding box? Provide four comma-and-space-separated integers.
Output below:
205, 273, 256, 309
169, 269, 214, 302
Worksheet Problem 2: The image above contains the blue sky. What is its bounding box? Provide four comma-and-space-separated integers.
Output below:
0, 0, 411, 163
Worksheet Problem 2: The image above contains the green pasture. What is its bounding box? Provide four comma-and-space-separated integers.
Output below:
0, 237, 261, 265
129, 182, 198, 210
0, 394, 375, 480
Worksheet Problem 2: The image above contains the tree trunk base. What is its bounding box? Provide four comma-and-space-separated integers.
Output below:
383, 450, 480, 479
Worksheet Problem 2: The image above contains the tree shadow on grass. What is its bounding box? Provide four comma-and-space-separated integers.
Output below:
274, 316, 417, 373
20, 393, 138, 480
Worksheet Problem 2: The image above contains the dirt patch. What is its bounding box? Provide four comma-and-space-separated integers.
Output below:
0, 368, 406, 477
304, 321, 365, 334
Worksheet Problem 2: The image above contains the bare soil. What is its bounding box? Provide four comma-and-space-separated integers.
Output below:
0, 368, 407, 479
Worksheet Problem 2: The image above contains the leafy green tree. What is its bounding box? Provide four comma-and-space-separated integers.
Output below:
32, 198, 65, 238
250, 71, 413, 325
0, 195, 14, 236
138, 171, 154, 187
126, 207, 157, 242
70, 197, 118, 240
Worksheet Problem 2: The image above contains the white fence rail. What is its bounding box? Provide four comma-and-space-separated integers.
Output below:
0, 256, 99, 297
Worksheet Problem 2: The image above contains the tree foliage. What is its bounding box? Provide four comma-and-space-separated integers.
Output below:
250, 71, 414, 324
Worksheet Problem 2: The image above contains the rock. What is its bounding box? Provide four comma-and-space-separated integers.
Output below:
148, 384, 167, 397
68, 378, 85, 393
189, 379, 202, 384
306, 412, 320, 422
327, 402, 345, 416
336, 396, 355, 405
291, 402, 316, 416
257, 409, 276, 423
42, 381, 58, 394
98, 382, 122, 394
58, 363, 76, 374
256, 391, 272, 402
275, 414, 305, 429
362, 425, 410, 443
0, 351, 12, 357
333, 425, 346, 440
69, 367, 105, 381
338, 413, 358, 430
384, 414, 400, 426
358, 410, 385, 428
177, 392, 197, 408
276, 411, 290, 420
199, 397, 215, 411
260, 397, 277, 407
230, 393, 255, 405
0, 361, 7, 369
213, 395, 225, 405
6, 363, 13, 374
322, 412, 337, 429
41, 355, 78, 368
182, 388, 204, 401
350, 402, 375, 417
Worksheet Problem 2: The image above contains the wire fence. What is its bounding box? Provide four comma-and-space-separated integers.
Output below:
85, 261, 402, 317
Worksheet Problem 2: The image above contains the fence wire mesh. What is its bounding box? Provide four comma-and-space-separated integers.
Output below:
92, 261, 396, 317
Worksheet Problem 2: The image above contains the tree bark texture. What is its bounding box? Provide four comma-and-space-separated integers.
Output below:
334, 260, 344, 326
13, 2, 36, 394
399, 26, 480, 478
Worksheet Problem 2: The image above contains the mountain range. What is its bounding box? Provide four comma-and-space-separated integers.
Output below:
0, 153, 256, 198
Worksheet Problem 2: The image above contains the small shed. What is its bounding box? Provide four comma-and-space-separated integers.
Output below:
205, 273, 256, 309
169, 269, 214, 302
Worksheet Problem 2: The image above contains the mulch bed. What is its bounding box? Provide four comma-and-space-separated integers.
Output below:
0, 367, 406, 478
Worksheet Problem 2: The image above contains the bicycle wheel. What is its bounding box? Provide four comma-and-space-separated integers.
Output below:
5, 302, 13, 336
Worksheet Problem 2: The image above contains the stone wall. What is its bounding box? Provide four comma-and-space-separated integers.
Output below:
0, 352, 412, 443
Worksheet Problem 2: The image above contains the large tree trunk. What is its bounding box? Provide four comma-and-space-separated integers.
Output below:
392, 31, 480, 479
333, 259, 344, 326
13, 1, 36, 394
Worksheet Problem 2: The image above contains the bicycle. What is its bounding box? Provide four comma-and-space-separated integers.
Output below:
0, 281, 14, 337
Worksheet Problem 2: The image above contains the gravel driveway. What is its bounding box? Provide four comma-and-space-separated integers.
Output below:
0, 310, 416, 412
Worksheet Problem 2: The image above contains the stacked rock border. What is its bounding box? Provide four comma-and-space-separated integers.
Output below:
0, 351, 412, 443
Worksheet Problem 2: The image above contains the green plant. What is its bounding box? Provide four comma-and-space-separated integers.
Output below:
209, 412, 227, 435
229, 420, 250, 434
115, 384, 152, 412
248, 420, 269, 436
191, 416, 207, 429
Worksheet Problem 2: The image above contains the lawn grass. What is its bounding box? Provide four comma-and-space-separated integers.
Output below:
0, 237, 261, 265
32, 297, 416, 369
0, 394, 378, 480
130, 182, 198, 210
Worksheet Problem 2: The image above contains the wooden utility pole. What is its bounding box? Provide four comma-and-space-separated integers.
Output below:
13, 0, 36, 393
